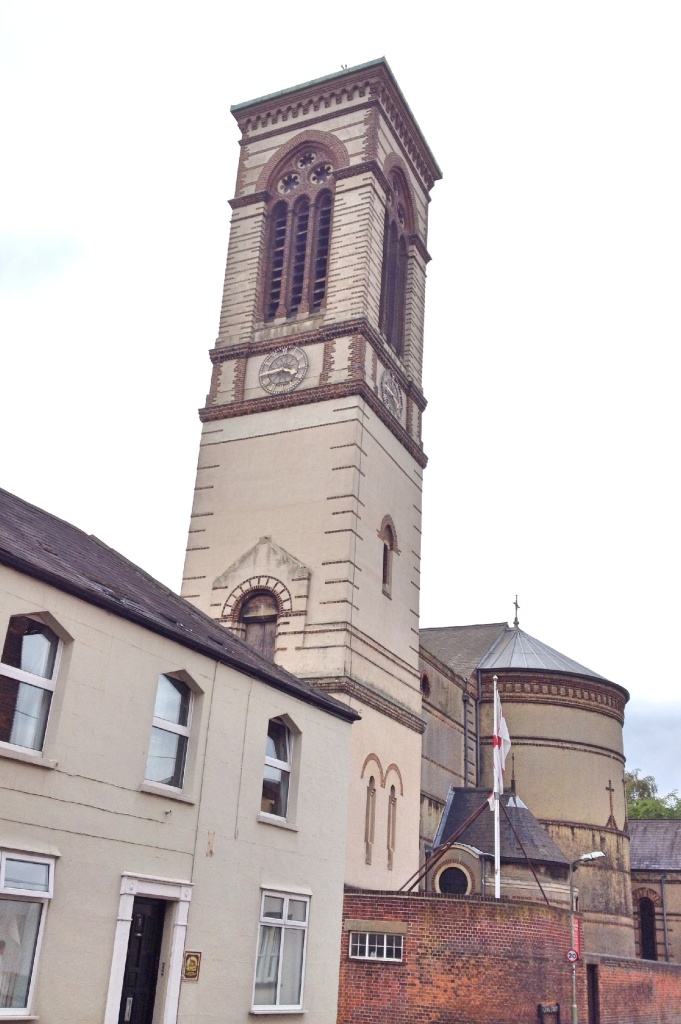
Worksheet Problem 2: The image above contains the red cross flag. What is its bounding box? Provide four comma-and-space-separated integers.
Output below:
488, 681, 512, 809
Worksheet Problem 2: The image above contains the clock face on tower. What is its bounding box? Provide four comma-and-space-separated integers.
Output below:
380, 369, 403, 419
259, 347, 308, 395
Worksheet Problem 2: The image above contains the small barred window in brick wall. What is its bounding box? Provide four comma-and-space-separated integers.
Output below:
349, 932, 403, 962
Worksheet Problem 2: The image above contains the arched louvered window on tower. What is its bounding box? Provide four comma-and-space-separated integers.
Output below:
263, 148, 335, 322
379, 170, 412, 357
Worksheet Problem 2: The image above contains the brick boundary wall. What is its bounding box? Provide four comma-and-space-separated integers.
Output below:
589, 954, 681, 1024
338, 890, 681, 1024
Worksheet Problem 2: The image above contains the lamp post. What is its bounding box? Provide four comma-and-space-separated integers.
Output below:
569, 850, 605, 1024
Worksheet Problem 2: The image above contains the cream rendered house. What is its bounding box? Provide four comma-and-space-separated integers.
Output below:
0, 487, 356, 1024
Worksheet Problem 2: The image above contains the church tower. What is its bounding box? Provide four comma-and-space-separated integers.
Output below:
182, 60, 441, 888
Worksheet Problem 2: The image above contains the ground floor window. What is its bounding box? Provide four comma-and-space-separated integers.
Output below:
0, 850, 53, 1014
253, 891, 309, 1011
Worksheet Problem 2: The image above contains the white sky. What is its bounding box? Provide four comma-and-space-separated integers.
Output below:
1, 2, 679, 796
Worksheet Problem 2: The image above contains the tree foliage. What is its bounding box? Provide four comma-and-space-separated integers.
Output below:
625, 769, 681, 819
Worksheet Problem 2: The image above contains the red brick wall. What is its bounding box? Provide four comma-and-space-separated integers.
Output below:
592, 955, 681, 1024
339, 891, 681, 1024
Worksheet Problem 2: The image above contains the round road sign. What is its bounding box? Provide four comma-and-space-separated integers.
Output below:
567, 949, 578, 962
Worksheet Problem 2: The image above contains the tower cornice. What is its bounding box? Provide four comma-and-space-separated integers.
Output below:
230, 58, 442, 193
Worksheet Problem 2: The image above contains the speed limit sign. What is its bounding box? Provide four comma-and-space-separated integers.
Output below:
567, 949, 579, 962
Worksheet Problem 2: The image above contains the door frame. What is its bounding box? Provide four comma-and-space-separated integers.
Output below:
104, 872, 193, 1024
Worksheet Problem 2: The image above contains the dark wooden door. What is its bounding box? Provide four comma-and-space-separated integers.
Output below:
118, 898, 165, 1024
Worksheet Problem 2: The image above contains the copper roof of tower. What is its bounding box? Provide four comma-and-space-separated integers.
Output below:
420, 622, 617, 685
479, 625, 608, 679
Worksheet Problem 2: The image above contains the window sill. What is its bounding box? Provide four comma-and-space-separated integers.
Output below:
250, 1008, 304, 1015
139, 782, 196, 804
257, 813, 298, 832
0, 744, 57, 769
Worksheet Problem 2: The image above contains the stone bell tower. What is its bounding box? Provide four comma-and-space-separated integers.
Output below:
181, 59, 441, 888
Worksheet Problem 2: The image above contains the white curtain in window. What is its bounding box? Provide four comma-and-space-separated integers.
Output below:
0, 899, 41, 1008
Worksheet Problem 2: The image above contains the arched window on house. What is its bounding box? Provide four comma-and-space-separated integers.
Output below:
364, 775, 376, 865
378, 516, 399, 598
379, 169, 412, 357
263, 147, 335, 322
387, 785, 397, 870
639, 897, 658, 960
239, 592, 278, 661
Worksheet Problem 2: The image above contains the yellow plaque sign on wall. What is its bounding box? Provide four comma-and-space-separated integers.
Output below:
183, 951, 201, 981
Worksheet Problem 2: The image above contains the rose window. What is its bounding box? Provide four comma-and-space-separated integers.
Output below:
310, 163, 333, 184
278, 173, 300, 194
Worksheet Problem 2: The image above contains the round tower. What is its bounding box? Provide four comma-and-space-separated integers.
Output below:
478, 625, 633, 956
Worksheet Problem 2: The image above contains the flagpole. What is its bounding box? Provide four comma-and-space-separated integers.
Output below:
493, 674, 501, 899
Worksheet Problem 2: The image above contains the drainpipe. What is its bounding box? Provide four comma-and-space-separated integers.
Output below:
475, 669, 482, 785
661, 873, 670, 962
462, 692, 470, 787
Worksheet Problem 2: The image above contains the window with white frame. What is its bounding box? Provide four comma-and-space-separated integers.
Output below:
253, 891, 309, 1011
0, 850, 54, 1013
145, 674, 192, 788
348, 932, 403, 962
0, 616, 60, 752
261, 718, 292, 818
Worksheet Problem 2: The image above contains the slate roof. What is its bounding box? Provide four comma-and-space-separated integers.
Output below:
420, 623, 614, 685
432, 786, 570, 868
0, 488, 358, 724
420, 624, 508, 681
629, 820, 681, 872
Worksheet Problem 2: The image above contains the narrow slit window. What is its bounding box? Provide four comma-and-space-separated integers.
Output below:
364, 775, 376, 865
266, 202, 288, 321
311, 192, 333, 311
288, 198, 309, 316
387, 784, 397, 870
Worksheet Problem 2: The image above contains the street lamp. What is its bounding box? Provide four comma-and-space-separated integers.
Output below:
569, 850, 605, 1024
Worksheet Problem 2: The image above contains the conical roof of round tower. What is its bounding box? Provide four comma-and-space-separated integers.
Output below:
478, 625, 608, 681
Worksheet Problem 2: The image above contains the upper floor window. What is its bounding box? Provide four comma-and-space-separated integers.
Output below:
379, 170, 413, 357
145, 674, 192, 789
0, 849, 54, 1012
263, 147, 335, 322
261, 717, 292, 818
239, 591, 278, 661
0, 616, 60, 752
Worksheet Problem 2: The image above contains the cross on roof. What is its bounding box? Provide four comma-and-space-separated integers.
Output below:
513, 595, 520, 628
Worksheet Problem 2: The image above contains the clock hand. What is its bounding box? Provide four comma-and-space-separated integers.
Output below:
261, 365, 297, 378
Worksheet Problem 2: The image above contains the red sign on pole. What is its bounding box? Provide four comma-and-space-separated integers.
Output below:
575, 917, 581, 959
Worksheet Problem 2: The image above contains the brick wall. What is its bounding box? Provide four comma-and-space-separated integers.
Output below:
591, 955, 681, 1024
339, 890, 681, 1024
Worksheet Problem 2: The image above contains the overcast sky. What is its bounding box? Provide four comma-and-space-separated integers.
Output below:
1, 2, 679, 796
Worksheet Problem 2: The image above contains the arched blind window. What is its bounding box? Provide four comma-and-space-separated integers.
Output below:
379, 170, 412, 357
240, 591, 278, 661
263, 148, 335, 322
